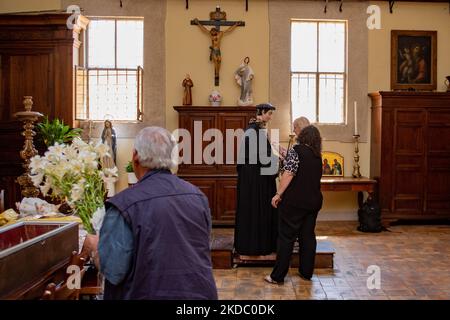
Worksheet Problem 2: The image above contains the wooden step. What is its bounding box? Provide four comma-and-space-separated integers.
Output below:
210, 233, 334, 269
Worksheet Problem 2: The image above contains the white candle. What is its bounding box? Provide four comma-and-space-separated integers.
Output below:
354, 101, 358, 136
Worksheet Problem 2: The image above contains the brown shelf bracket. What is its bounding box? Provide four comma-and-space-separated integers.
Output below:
339, 0, 343, 12
389, 0, 395, 13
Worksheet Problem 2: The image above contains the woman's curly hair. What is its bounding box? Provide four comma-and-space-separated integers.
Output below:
297, 125, 322, 158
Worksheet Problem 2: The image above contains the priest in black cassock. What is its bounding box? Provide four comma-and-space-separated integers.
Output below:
234, 103, 280, 255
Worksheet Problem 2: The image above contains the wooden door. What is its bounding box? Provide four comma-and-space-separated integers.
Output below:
217, 113, 248, 174
181, 177, 217, 220
426, 110, 450, 215
392, 109, 426, 214
177, 113, 217, 174
216, 179, 237, 224
1, 52, 54, 120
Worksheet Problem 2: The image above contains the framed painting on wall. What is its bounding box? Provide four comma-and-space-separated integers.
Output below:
391, 30, 437, 91
322, 151, 344, 177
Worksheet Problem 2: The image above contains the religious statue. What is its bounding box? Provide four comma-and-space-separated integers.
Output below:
191, 7, 245, 86
234, 57, 254, 106
182, 74, 194, 105
101, 119, 118, 197
101, 119, 117, 169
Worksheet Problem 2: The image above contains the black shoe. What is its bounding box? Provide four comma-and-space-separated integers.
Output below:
297, 271, 311, 281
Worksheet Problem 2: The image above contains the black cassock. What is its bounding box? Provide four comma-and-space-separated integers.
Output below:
234, 121, 278, 255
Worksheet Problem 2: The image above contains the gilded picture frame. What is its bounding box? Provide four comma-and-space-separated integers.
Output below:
322, 151, 344, 177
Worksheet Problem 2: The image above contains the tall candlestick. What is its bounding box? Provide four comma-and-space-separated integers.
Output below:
354, 101, 358, 136
352, 134, 362, 178
14, 96, 43, 197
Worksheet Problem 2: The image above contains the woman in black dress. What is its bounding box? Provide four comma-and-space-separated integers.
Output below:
265, 125, 323, 283
234, 103, 279, 256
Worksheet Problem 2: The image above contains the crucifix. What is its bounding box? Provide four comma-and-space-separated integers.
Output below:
191, 6, 245, 86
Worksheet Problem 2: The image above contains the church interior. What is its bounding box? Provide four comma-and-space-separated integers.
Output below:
0, 0, 449, 301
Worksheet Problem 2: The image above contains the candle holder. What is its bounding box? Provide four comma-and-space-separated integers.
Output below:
352, 134, 362, 178
14, 96, 43, 198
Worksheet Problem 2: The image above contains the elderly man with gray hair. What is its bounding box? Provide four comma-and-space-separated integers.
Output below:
83, 127, 218, 300
293, 117, 310, 138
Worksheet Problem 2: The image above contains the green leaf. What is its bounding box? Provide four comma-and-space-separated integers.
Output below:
36, 117, 82, 147
125, 161, 134, 172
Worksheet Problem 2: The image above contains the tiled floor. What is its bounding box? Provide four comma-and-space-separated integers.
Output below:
212, 221, 450, 300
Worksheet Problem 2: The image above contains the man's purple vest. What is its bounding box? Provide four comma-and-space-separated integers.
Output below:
105, 170, 218, 300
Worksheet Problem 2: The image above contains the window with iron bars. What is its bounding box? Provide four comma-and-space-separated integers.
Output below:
76, 18, 144, 121
291, 20, 347, 124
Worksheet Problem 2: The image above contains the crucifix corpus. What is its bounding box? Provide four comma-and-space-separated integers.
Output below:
191, 6, 245, 86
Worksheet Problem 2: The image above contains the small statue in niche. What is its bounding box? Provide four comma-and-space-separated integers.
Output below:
101, 119, 117, 169
234, 57, 254, 106
182, 74, 194, 105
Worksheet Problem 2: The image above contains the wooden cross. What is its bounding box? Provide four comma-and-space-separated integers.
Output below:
191, 6, 245, 86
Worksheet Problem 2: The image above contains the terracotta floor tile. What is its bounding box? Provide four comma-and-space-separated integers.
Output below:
211, 222, 450, 300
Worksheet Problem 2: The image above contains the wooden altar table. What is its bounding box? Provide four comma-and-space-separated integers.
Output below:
321, 176, 377, 209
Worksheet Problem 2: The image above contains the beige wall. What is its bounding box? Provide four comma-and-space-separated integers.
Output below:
165, 0, 269, 131
368, 1, 450, 92
0, 0, 61, 13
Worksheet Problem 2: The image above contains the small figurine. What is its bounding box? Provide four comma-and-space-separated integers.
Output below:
101, 119, 117, 168
234, 57, 254, 106
101, 119, 118, 197
182, 74, 194, 105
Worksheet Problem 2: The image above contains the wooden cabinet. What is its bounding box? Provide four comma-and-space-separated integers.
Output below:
174, 106, 256, 225
0, 14, 88, 125
369, 91, 450, 222
0, 14, 88, 210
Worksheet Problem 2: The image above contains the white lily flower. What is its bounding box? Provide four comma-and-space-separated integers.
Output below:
40, 181, 51, 196
103, 166, 119, 178
70, 182, 85, 203
28, 135, 107, 234
30, 173, 44, 186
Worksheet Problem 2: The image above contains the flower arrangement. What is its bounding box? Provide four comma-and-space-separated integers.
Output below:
29, 138, 118, 234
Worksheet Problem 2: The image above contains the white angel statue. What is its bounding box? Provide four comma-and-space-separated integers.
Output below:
234, 57, 254, 106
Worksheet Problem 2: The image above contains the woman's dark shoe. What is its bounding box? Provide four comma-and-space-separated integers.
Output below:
297, 271, 311, 281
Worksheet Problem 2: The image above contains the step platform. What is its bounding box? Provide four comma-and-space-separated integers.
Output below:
210, 234, 334, 269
